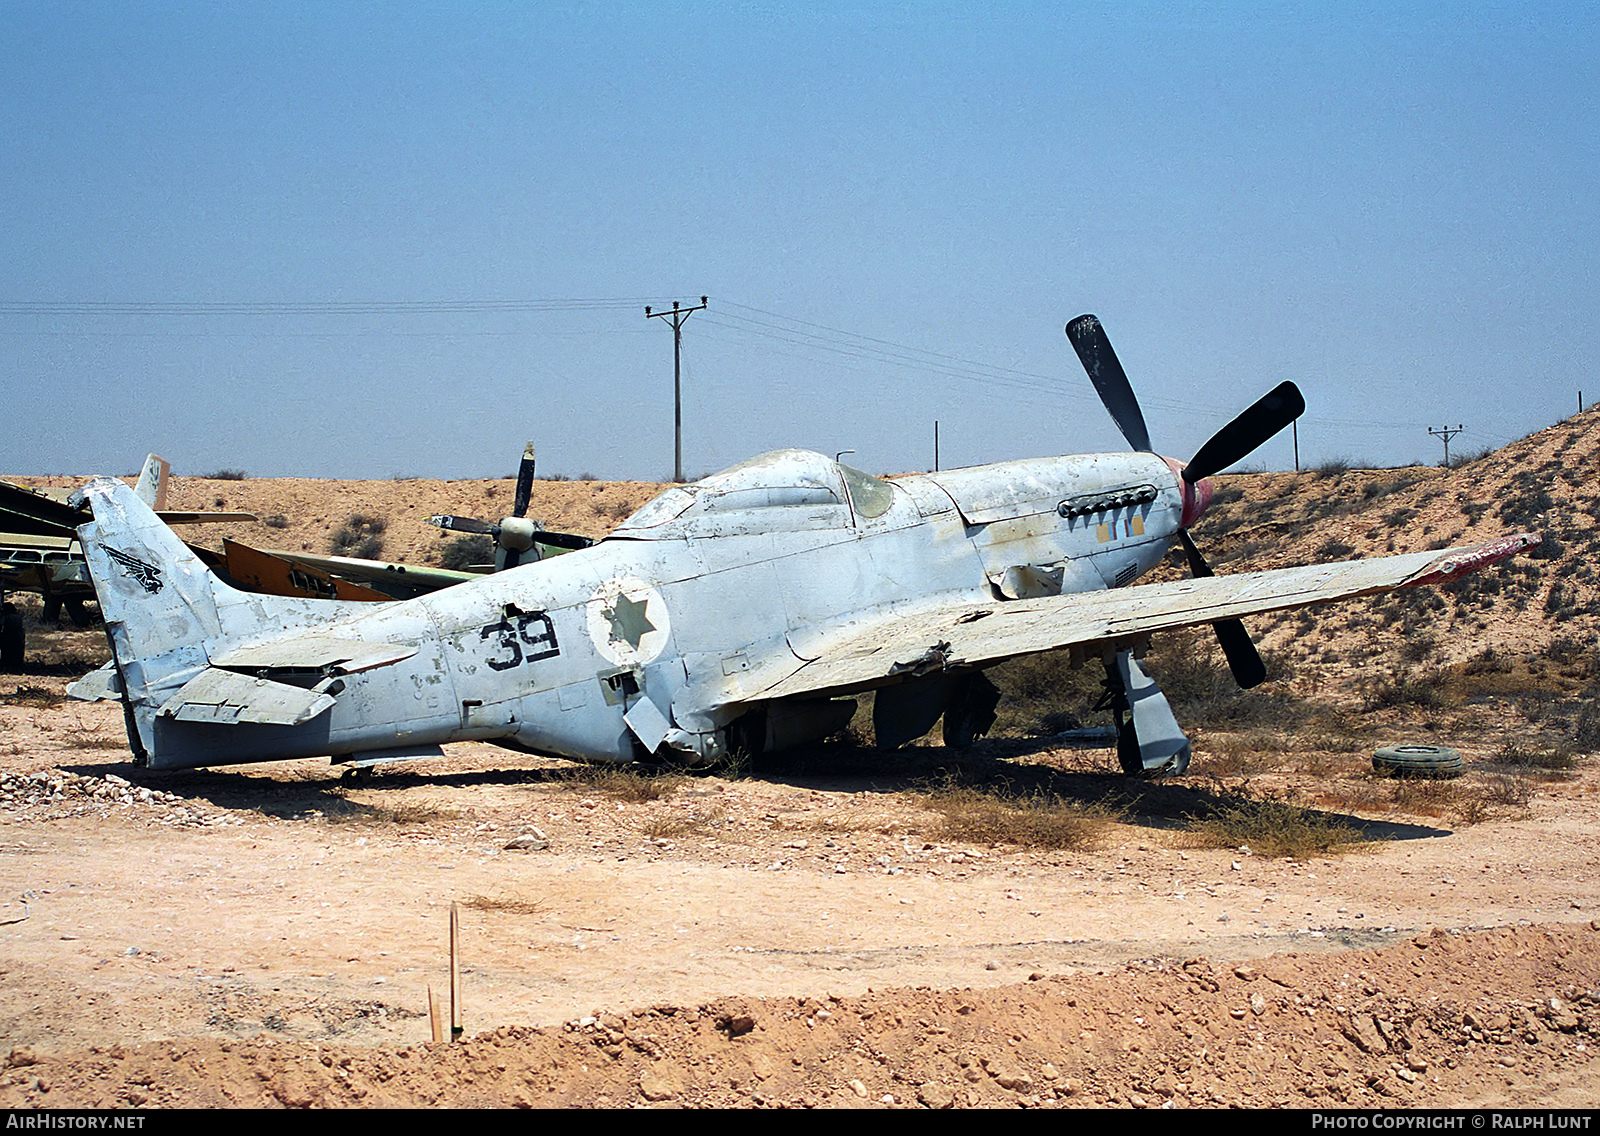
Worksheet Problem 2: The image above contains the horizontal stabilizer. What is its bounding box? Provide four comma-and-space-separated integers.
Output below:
210, 635, 416, 674
158, 668, 336, 726
157, 510, 258, 526
67, 662, 122, 702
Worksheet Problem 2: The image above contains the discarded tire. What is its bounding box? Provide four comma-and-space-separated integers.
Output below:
1372, 744, 1463, 779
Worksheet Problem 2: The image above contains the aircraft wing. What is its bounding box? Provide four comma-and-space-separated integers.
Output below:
0, 480, 85, 538
213, 541, 481, 601
735, 533, 1541, 705
273, 548, 483, 596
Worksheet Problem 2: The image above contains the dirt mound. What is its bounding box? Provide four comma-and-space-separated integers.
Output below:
1187, 406, 1600, 678
3, 924, 1595, 1108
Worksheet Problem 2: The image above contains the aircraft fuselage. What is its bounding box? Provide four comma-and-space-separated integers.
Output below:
130, 450, 1190, 770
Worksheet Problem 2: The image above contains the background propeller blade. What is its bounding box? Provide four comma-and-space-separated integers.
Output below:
513, 441, 536, 519
429, 446, 595, 572
1066, 314, 1152, 453
1183, 380, 1304, 483
532, 530, 594, 551
426, 514, 497, 536
1178, 529, 1267, 689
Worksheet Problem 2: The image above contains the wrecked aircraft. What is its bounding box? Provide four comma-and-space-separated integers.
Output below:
66, 317, 1537, 776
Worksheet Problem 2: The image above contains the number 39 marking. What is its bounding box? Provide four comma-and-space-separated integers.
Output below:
479, 610, 560, 672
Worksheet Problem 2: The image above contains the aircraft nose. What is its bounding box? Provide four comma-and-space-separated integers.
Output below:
1181, 473, 1214, 528
1160, 456, 1213, 528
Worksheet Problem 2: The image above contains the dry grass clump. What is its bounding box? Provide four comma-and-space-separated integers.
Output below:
1483, 774, 1533, 808
1308, 768, 1535, 826
642, 806, 727, 840
330, 514, 387, 560
60, 724, 121, 750
1180, 795, 1366, 858
1203, 730, 1290, 777
323, 798, 461, 825
1360, 667, 1449, 712
921, 784, 1117, 851
1491, 739, 1576, 773
563, 765, 686, 803
462, 894, 547, 915
6, 684, 64, 709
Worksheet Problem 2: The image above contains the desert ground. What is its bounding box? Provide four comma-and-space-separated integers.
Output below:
2, 417, 1599, 1108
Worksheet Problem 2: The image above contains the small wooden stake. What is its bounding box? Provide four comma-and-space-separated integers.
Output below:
428, 984, 443, 1044
449, 901, 462, 1042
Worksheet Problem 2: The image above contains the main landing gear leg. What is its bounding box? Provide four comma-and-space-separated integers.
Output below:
1097, 650, 1192, 777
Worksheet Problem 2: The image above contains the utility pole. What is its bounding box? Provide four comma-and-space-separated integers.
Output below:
934, 420, 940, 472
1429, 424, 1464, 467
645, 296, 707, 482
1292, 420, 1299, 472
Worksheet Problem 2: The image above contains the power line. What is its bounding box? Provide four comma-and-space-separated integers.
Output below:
0, 298, 655, 315
0, 292, 1458, 444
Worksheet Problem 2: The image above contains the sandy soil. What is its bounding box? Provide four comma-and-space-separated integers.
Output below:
0, 670, 1596, 1108
3, 437, 1600, 1108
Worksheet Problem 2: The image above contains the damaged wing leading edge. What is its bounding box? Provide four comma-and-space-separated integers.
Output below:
727, 533, 1542, 708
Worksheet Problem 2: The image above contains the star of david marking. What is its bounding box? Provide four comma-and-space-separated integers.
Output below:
602, 592, 655, 649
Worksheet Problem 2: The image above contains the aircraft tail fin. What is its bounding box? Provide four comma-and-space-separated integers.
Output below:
72, 477, 228, 676
69, 477, 357, 761
133, 454, 170, 509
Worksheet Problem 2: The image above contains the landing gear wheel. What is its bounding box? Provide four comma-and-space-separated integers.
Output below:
1372, 744, 1463, 779
1094, 663, 1144, 775
943, 672, 1000, 750
339, 765, 375, 785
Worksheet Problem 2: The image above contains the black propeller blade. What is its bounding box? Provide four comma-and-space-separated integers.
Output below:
1183, 381, 1304, 484
1065, 314, 1297, 691
1178, 530, 1267, 689
1066, 314, 1152, 453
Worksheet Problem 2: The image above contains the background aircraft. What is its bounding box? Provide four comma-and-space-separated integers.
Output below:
0, 456, 256, 667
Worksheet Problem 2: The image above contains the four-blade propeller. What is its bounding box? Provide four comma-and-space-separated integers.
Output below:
426, 442, 594, 571
1066, 314, 1304, 689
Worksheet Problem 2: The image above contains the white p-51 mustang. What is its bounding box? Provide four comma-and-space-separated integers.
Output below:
68, 316, 1537, 776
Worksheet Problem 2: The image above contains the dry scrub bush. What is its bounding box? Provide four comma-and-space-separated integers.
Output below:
643, 807, 728, 841
921, 784, 1116, 851
563, 765, 686, 803
1180, 795, 1365, 858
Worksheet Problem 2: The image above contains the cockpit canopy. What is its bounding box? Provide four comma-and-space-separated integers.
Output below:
611, 450, 896, 539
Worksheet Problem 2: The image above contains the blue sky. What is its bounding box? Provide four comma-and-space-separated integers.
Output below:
2, 3, 1594, 480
